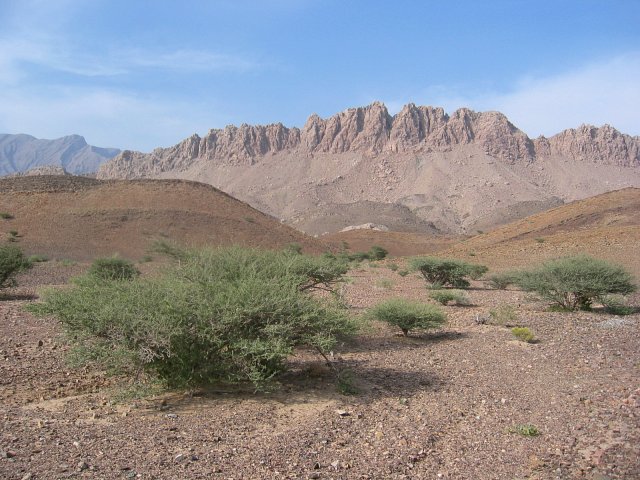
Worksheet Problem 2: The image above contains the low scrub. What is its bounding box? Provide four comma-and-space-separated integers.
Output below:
28, 246, 357, 390
409, 256, 488, 288
489, 305, 518, 326
511, 327, 535, 343
515, 255, 636, 311
486, 272, 519, 290
367, 298, 446, 336
429, 289, 470, 306
600, 294, 635, 316
0, 245, 31, 289
88, 257, 140, 281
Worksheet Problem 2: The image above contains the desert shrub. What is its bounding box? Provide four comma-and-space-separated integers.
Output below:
535, 237, 546, 243
0, 212, 13, 219
409, 256, 488, 288
375, 278, 394, 290
429, 289, 470, 306
88, 257, 140, 281
0, 245, 31, 289
367, 298, 446, 336
600, 294, 635, 315
368, 245, 388, 261
489, 305, 518, 326
347, 251, 370, 262
27, 254, 49, 263
28, 246, 358, 390
510, 424, 540, 437
284, 242, 303, 255
515, 255, 636, 311
511, 327, 535, 343
486, 272, 519, 290
397, 269, 409, 277
388, 263, 399, 271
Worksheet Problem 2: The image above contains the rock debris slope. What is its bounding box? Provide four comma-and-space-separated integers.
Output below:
98, 103, 640, 234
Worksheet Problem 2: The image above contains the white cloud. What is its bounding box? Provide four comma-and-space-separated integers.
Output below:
385, 53, 640, 137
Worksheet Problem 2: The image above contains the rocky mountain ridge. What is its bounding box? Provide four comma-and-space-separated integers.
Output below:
97, 102, 640, 234
100, 103, 639, 179
0, 133, 120, 176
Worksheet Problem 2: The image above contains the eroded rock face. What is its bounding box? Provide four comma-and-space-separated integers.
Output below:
535, 124, 640, 166
99, 102, 558, 178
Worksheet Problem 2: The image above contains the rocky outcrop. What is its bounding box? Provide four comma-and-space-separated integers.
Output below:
534, 124, 640, 166
100, 102, 556, 178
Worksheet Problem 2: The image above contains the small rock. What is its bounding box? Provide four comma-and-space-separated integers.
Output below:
37, 340, 43, 347
175, 453, 186, 462
335, 410, 350, 417
331, 460, 340, 470
1, 449, 16, 458
166, 413, 178, 419
77, 461, 89, 471
20, 474, 32, 480
308, 473, 321, 479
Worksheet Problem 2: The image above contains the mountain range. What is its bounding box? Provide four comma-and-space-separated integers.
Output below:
0, 133, 120, 176
97, 102, 640, 234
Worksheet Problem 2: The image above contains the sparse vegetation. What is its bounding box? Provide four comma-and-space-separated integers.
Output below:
600, 294, 635, 316
0, 245, 31, 289
367, 298, 446, 336
388, 262, 399, 272
409, 256, 488, 288
368, 245, 388, 261
28, 246, 358, 390
515, 255, 636, 311
88, 257, 140, 281
397, 269, 409, 277
0, 212, 14, 220
486, 272, 519, 290
429, 289, 470, 306
284, 242, 303, 255
511, 327, 535, 343
375, 278, 394, 290
139, 255, 153, 263
535, 237, 545, 243
57, 259, 77, 267
27, 254, 48, 263
510, 424, 540, 437
489, 305, 518, 326
336, 369, 359, 395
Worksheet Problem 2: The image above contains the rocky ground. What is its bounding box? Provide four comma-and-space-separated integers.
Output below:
1, 261, 638, 479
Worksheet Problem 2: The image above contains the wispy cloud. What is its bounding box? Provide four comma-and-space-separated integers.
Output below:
384, 53, 640, 137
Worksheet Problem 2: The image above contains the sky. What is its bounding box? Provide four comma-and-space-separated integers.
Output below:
1, 0, 639, 151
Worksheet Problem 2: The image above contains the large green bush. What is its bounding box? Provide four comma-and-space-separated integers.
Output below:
409, 256, 488, 288
367, 298, 446, 336
0, 245, 30, 289
28, 246, 357, 389
515, 255, 636, 311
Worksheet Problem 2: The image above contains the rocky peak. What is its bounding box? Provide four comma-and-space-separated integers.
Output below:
534, 124, 640, 166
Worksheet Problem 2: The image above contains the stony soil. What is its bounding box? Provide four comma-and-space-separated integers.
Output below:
1, 260, 638, 480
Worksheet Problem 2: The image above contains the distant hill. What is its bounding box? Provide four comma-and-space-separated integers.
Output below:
0, 134, 120, 176
97, 102, 640, 235
0, 175, 324, 260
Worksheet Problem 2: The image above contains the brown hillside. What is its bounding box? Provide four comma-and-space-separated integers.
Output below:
443, 187, 640, 276
0, 175, 324, 260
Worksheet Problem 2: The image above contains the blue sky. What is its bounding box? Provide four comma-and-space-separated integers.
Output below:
1, 0, 639, 151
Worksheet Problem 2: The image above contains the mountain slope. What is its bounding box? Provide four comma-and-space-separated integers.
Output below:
0, 134, 120, 176
97, 102, 640, 234
0, 175, 324, 260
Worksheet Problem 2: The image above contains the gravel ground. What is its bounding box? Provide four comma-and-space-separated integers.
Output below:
1, 262, 638, 479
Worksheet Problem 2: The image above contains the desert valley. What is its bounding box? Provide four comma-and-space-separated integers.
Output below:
1, 98, 639, 480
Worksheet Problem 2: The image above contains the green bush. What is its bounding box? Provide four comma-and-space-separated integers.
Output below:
600, 294, 635, 316
489, 305, 518, 326
510, 424, 540, 437
28, 246, 358, 390
88, 257, 140, 281
409, 256, 488, 288
367, 298, 446, 336
486, 272, 518, 290
0, 245, 31, 289
429, 289, 470, 306
515, 255, 636, 311
368, 245, 388, 261
511, 327, 535, 343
